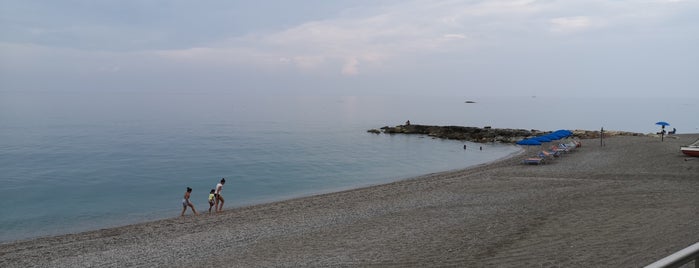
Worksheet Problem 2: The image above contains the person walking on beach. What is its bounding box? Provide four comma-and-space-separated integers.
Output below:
215, 178, 226, 212
208, 189, 216, 213
181, 187, 198, 216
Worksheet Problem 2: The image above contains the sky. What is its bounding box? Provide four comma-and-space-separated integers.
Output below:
1, 0, 698, 98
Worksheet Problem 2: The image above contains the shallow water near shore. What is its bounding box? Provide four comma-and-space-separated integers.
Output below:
0, 93, 695, 242
0, 93, 520, 242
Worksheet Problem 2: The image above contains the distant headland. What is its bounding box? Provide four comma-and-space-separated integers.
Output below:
367, 124, 643, 143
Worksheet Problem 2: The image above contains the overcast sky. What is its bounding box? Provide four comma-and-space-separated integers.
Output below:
1, 0, 698, 97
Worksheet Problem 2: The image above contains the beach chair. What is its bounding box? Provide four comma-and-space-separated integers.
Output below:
539, 151, 558, 159
548, 147, 565, 156
551, 145, 567, 154
522, 156, 545, 165
573, 139, 582, 148
554, 144, 572, 153
559, 140, 579, 151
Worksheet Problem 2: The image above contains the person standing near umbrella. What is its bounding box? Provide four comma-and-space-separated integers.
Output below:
656, 121, 670, 142
661, 125, 666, 141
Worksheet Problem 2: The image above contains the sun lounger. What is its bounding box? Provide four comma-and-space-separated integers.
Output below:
539, 151, 558, 159
557, 140, 580, 152
550, 148, 564, 156
522, 156, 545, 165
554, 144, 572, 153
573, 139, 582, 148
551, 145, 567, 154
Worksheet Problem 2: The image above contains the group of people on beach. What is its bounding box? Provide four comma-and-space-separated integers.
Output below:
181, 178, 226, 216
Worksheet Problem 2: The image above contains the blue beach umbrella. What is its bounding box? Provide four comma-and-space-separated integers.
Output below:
533, 136, 552, 142
549, 132, 567, 138
554, 130, 572, 138
655, 121, 670, 126
544, 134, 562, 140
516, 139, 542, 146
556, 129, 572, 134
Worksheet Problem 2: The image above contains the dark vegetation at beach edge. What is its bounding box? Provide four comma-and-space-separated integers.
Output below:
368, 124, 644, 143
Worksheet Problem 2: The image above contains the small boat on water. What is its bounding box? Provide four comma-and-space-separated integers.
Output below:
680, 139, 699, 157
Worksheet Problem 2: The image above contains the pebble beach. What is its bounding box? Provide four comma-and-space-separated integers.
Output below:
1, 134, 698, 267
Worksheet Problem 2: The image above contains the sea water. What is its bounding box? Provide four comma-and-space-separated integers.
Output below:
0, 93, 696, 242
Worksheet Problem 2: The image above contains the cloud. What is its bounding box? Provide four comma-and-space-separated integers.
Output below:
153, 2, 493, 76
4, 0, 697, 85
549, 16, 593, 33
341, 57, 360, 76
141, 0, 697, 77
442, 34, 467, 40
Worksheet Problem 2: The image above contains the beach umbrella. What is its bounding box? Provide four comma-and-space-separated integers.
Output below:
655, 122, 670, 132
544, 133, 562, 140
550, 132, 567, 138
555, 129, 572, 135
554, 130, 572, 138
533, 136, 552, 142
516, 139, 542, 146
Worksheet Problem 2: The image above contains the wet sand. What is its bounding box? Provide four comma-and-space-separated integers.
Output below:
2, 134, 698, 267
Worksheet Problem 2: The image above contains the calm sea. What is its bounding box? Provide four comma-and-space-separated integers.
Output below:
0, 93, 696, 242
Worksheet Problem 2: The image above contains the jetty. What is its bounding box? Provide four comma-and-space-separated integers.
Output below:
368, 124, 644, 143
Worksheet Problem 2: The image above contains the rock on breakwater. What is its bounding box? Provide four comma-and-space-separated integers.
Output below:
573, 129, 645, 139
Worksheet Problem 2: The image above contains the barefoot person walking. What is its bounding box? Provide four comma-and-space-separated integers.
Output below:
208, 189, 216, 213
215, 178, 226, 212
181, 187, 198, 216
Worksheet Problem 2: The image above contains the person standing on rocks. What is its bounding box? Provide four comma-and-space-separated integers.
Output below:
215, 178, 226, 212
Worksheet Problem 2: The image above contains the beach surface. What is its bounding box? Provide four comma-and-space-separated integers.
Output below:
2, 134, 698, 267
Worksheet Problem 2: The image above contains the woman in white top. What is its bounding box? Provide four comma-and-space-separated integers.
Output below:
215, 178, 226, 212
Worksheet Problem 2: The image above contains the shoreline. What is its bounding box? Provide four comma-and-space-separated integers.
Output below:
0, 145, 526, 246
2, 134, 698, 267
0, 133, 521, 244
0, 140, 523, 245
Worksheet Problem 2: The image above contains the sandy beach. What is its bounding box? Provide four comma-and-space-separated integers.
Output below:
1, 134, 698, 267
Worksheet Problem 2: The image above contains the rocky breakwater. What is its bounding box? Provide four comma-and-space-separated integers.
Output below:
368, 124, 544, 143
367, 124, 645, 143
573, 129, 645, 139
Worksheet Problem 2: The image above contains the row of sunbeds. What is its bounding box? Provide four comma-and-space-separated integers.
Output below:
522, 139, 581, 165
